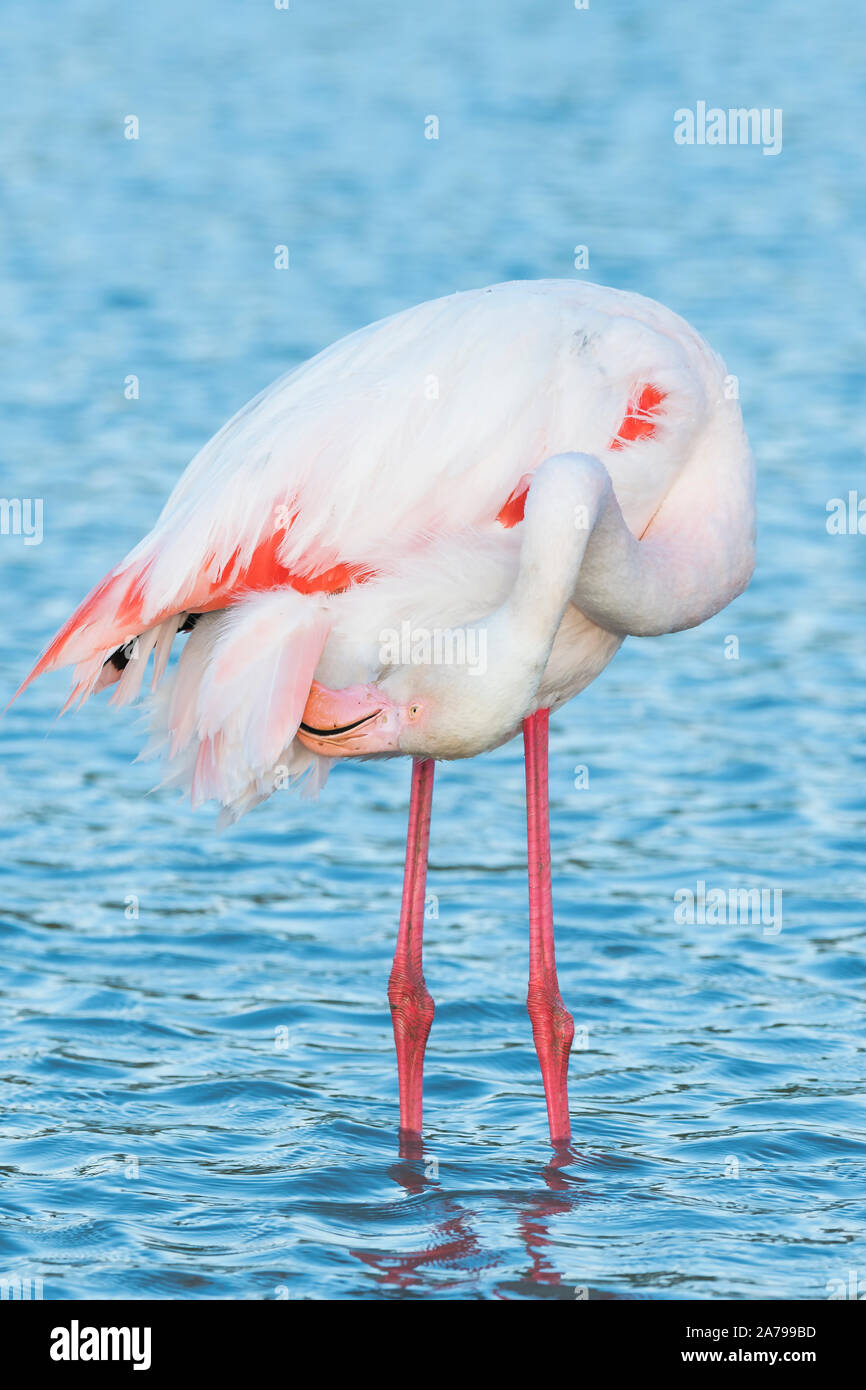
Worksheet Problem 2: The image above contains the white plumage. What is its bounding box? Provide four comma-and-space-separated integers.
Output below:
20, 280, 755, 820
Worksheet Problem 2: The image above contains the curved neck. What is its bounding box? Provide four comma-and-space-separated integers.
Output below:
468, 456, 610, 724
502, 456, 609, 653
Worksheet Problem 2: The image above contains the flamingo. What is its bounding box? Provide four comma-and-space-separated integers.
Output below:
15, 280, 755, 1149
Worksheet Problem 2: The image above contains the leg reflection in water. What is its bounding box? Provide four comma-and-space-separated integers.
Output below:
350, 1140, 595, 1295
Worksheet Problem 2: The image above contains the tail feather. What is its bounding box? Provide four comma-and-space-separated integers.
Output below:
15, 560, 153, 705
15, 552, 335, 819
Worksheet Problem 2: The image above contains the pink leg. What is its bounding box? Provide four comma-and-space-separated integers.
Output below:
388, 757, 435, 1139
523, 708, 574, 1146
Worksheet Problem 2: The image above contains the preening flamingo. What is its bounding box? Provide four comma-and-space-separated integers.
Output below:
17, 280, 755, 1148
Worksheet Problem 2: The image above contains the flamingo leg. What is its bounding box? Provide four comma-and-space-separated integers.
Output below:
388, 757, 435, 1139
523, 708, 574, 1146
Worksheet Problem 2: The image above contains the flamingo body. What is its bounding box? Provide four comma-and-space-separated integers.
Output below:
18, 280, 755, 1147
21, 279, 753, 818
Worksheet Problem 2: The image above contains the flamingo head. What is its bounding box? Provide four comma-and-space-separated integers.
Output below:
296, 679, 424, 758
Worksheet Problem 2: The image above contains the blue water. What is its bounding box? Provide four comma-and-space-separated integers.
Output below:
1, 0, 865, 1301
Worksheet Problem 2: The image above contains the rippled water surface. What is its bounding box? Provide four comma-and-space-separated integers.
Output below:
1, 0, 865, 1300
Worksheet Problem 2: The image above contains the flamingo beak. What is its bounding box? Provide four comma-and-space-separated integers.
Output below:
296, 680, 404, 757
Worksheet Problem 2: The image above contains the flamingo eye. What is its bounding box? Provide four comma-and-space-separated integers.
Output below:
409, 704, 421, 719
